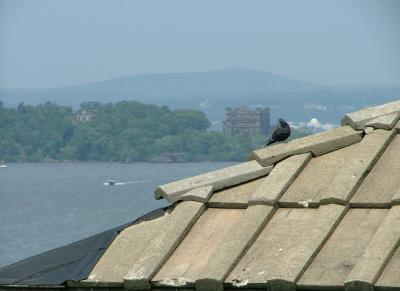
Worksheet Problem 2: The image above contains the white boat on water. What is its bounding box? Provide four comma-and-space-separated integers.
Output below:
0, 164, 7, 168
103, 179, 116, 186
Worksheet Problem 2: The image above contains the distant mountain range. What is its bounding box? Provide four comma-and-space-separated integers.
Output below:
1, 68, 399, 125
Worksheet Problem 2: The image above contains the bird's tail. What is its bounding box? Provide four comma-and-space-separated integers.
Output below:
266, 139, 275, 146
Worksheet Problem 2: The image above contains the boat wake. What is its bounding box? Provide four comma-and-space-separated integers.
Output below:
103, 180, 148, 186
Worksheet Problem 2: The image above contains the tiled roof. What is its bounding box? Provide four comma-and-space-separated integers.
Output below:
2, 100, 400, 291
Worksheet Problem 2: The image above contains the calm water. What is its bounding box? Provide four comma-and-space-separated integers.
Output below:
0, 162, 235, 268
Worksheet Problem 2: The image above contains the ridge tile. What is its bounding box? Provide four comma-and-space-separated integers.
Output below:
250, 126, 362, 166
208, 176, 266, 208
174, 185, 213, 204
154, 161, 272, 202
341, 99, 400, 130
366, 113, 400, 130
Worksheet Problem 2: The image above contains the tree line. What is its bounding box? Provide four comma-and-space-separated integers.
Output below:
0, 101, 309, 162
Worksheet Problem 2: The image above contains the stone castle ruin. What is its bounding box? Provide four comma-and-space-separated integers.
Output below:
223, 105, 270, 136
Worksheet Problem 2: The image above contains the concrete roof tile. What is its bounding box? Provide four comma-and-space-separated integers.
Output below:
195, 205, 275, 291
280, 129, 394, 207
226, 205, 346, 287
376, 243, 400, 288
298, 209, 389, 288
351, 133, 400, 207
366, 113, 400, 130
341, 100, 400, 130
153, 208, 245, 286
175, 185, 213, 204
392, 187, 400, 205
250, 125, 362, 166
86, 210, 169, 285
249, 153, 312, 206
154, 161, 272, 202
345, 206, 400, 289
124, 201, 205, 290
208, 176, 266, 208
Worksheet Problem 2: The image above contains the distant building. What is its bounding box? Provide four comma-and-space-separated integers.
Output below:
76, 109, 97, 122
223, 105, 270, 136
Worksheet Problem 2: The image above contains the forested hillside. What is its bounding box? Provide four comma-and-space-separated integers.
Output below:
0, 100, 308, 162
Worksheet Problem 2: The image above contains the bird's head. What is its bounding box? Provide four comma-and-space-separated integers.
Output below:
278, 118, 288, 126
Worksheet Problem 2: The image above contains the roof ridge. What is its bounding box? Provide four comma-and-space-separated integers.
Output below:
342, 99, 400, 130
154, 100, 400, 204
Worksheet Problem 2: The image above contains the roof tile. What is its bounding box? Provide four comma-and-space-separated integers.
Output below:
86, 210, 168, 285
208, 176, 265, 208
250, 125, 362, 166
154, 161, 272, 202
392, 187, 400, 205
366, 113, 400, 130
175, 185, 213, 204
298, 208, 389, 288
350, 133, 400, 207
249, 153, 311, 206
153, 208, 245, 287
280, 129, 394, 207
341, 100, 400, 130
195, 205, 275, 291
226, 205, 346, 288
124, 201, 205, 290
345, 206, 400, 289
376, 243, 400, 288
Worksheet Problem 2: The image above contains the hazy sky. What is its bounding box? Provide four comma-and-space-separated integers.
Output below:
0, 0, 399, 88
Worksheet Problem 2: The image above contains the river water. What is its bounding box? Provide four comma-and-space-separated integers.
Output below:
0, 162, 235, 268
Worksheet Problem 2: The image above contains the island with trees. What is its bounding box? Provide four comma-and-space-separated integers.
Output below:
0, 100, 310, 162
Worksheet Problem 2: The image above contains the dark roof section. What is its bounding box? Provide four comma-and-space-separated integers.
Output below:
0, 207, 167, 286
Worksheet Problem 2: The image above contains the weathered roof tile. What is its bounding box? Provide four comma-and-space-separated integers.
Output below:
345, 206, 400, 290
175, 185, 213, 204
376, 242, 400, 288
226, 205, 346, 290
350, 133, 400, 207
366, 112, 400, 130
154, 161, 272, 202
85, 210, 169, 285
280, 129, 394, 207
392, 187, 400, 205
249, 153, 311, 206
250, 125, 362, 166
208, 176, 266, 208
298, 208, 389, 288
195, 205, 275, 291
124, 201, 205, 290
153, 208, 245, 287
341, 99, 400, 130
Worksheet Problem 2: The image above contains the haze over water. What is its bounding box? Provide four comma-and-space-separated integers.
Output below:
0, 162, 235, 268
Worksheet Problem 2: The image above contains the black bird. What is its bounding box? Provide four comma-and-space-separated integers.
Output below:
266, 118, 291, 146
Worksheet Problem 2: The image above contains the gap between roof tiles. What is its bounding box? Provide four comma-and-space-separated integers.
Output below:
295, 206, 350, 285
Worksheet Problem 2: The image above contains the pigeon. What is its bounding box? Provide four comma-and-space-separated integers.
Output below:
266, 118, 291, 146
